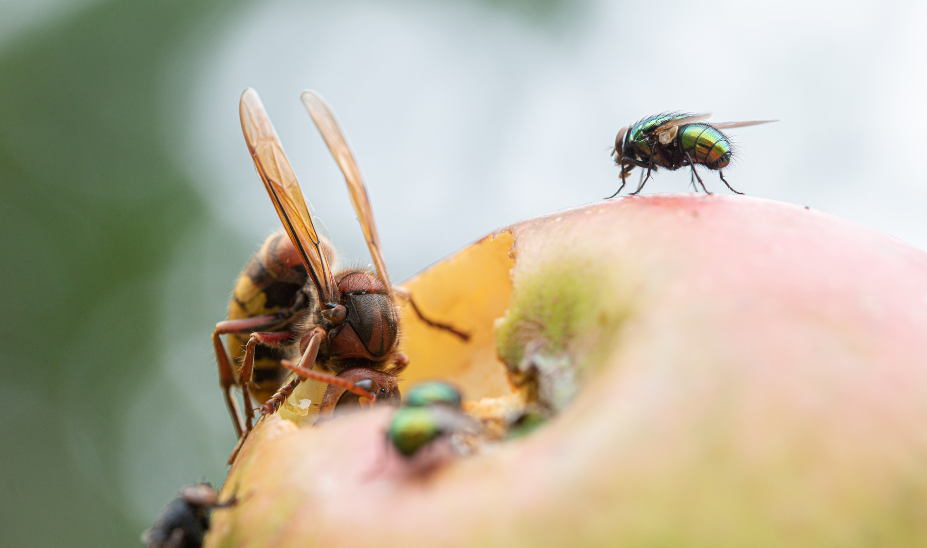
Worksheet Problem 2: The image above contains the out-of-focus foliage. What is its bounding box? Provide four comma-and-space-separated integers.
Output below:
0, 1, 574, 546
0, 1, 238, 545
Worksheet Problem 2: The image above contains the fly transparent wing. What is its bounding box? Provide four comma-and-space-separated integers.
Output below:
240, 88, 337, 302
712, 120, 778, 129
300, 90, 391, 295
653, 112, 712, 133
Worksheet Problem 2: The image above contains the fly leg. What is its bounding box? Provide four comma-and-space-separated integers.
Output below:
684, 151, 711, 194
607, 158, 649, 199
631, 168, 646, 194
212, 314, 294, 438
606, 164, 632, 199
630, 158, 656, 195
718, 170, 744, 195
393, 287, 470, 341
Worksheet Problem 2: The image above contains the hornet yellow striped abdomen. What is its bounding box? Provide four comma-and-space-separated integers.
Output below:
224, 232, 312, 405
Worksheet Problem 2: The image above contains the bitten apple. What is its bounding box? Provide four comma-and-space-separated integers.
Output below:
207, 195, 927, 548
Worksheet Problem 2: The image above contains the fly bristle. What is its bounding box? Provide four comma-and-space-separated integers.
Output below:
720, 132, 739, 166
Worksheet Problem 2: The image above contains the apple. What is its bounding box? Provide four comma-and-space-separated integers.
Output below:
206, 195, 927, 547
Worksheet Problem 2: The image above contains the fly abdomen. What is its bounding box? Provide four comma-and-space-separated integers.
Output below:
679, 124, 732, 169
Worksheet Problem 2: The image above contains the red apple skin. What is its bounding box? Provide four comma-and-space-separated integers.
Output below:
206, 195, 927, 548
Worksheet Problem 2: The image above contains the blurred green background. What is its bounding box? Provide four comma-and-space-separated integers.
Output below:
1, 0, 925, 546
0, 1, 240, 545
0, 1, 580, 545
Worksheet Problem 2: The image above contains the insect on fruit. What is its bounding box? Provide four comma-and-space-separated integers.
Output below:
608, 112, 776, 197
387, 382, 477, 458
142, 483, 234, 548
401, 380, 463, 409
212, 89, 468, 454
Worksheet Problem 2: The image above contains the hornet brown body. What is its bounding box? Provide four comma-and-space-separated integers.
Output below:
213, 89, 466, 458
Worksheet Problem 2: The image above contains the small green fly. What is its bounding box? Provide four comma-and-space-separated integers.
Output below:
387, 382, 477, 458
609, 112, 776, 197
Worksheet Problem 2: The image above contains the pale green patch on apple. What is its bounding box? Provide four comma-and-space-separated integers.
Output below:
495, 256, 633, 412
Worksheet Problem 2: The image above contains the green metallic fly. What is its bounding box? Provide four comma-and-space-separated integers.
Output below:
387, 382, 477, 458
609, 112, 776, 197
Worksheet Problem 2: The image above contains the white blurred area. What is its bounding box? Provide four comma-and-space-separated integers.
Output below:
146, 0, 927, 522
175, 0, 927, 283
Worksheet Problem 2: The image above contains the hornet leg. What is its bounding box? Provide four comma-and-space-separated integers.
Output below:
228, 327, 355, 465
390, 352, 410, 375
223, 330, 293, 465
239, 331, 294, 431
212, 314, 294, 438
259, 376, 301, 417
277, 326, 378, 403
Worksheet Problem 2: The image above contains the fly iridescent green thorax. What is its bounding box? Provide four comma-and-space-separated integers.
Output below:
609, 112, 776, 197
